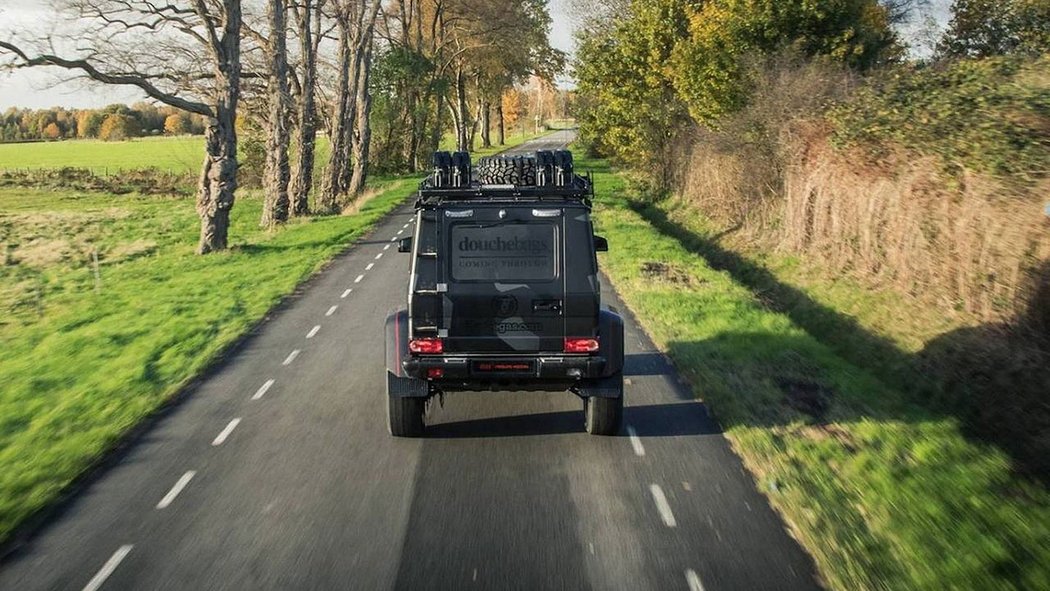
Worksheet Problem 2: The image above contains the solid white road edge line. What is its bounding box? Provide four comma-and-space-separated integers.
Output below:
686, 569, 706, 591
252, 379, 275, 400
82, 545, 133, 591
282, 350, 300, 366
355, 274, 365, 283
627, 425, 645, 457
649, 484, 677, 528
156, 471, 196, 509
307, 325, 321, 339
326, 305, 338, 317
341, 289, 352, 298
211, 418, 241, 446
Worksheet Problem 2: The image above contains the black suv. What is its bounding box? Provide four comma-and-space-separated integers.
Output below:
385, 149, 625, 437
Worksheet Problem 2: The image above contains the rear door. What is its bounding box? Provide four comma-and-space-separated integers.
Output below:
443, 205, 565, 353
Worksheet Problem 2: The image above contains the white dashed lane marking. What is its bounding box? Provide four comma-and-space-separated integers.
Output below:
627, 425, 645, 457
366, 263, 375, 271
649, 484, 677, 528
252, 379, 275, 401
686, 569, 706, 591
307, 325, 321, 339
282, 350, 300, 366
341, 289, 352, 298
156, 471, 195, 509
82, 545, 133, 591
375, 252, 383, 260
326, 305, 338, 317
384, 244, 391, 251
355, 275, 364, 283
396, 229, 404, 235
211, 418, 241, 446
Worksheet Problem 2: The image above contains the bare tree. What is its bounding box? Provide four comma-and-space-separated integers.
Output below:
318, 0, 381, 212
260, 0, 292, 227
1, 0, 243, 254
289, 0, 325, 216
347, 23, 377, 197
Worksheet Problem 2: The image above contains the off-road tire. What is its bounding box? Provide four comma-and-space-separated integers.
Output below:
584, 392, 623, 436
388, 395, 426, 437
475, 155, 537, 186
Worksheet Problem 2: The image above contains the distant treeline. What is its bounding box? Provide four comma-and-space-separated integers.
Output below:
0, 103, 208, 143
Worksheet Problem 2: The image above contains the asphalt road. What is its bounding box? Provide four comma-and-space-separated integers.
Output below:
0, 131, 821, 591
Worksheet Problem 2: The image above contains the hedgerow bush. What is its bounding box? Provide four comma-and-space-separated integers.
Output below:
829, 56, 1050, 182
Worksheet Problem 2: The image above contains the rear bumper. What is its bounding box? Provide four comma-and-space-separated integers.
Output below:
403, 354, 608, 391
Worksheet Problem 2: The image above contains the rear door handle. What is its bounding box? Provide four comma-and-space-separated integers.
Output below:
532, 299, 562, 313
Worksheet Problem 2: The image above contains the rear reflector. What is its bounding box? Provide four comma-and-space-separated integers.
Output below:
409, 338, 444, 354
427, 368, 445, 379
564, 337, 600, 353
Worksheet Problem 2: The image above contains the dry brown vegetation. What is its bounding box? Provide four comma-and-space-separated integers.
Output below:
661, 55, 1050, 476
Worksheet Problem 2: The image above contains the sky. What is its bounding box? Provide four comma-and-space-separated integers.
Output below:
0, 0, 947, 110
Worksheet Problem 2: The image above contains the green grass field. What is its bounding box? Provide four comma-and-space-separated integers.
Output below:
583, 155, 1050, 590
0, 136, 205, 174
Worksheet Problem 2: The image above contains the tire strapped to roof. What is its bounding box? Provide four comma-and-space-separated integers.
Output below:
474, 150, 575, 187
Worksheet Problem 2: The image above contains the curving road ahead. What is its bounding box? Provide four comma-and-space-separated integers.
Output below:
0, 131, 821, 591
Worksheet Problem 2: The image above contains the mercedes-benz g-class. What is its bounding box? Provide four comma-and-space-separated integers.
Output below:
385, 149, 624, 437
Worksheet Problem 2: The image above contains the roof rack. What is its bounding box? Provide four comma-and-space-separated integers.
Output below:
416, 150, 594, 207
417, 174, 593, 206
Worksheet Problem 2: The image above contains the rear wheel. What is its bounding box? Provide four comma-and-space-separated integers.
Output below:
584, 391, 623, 436
388, 395, 426, 437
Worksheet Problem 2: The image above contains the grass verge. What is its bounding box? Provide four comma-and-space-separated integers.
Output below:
583, 155, 1050, 590
0, 177, 417, 543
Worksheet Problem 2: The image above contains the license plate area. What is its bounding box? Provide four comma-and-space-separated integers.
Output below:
471, 360, 537, 375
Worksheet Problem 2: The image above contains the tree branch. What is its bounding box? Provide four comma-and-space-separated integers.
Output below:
0, 40, 214, 117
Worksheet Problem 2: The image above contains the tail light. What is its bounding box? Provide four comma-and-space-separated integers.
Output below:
409, 338, 443, 354
564, 337, 600, 353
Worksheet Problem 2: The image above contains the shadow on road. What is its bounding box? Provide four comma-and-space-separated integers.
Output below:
426, 402, 718, 439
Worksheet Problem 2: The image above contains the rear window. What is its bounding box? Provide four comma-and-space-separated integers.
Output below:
450, 222, 557, 282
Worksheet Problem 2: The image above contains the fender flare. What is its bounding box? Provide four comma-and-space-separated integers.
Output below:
599, 308, 625, 378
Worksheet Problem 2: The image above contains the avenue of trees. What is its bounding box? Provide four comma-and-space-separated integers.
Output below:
1, 0, 562, 254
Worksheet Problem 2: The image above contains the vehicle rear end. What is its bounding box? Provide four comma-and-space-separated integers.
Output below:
403, 202, 609, 391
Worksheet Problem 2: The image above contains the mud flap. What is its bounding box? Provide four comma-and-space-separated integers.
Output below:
387, 371, 429, 398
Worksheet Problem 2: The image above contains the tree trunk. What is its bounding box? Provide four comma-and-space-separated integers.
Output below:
318, 19, 352, 214
481, 100, 491, 148
261, 0, 291, 227
496, 100, 505, 146
454, 68, 469, 152
196, 0, 241, 254
348, 37, 375, 197
290, 0, 320, 217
